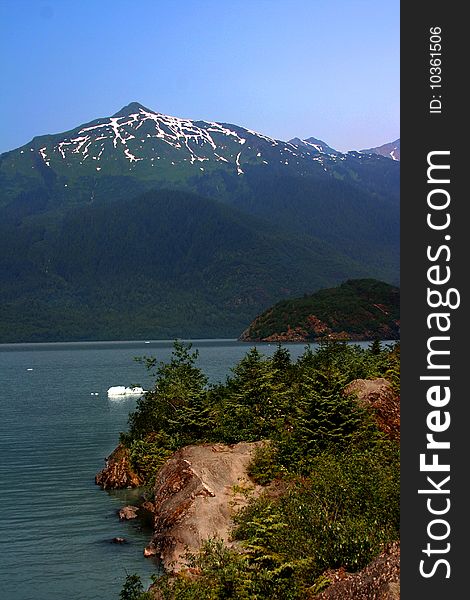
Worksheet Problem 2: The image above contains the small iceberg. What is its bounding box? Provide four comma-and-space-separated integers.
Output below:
107, 386, 146, 398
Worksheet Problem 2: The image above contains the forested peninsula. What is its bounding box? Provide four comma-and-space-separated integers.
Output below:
240, 279, 400, 343
97, 340, 400, 599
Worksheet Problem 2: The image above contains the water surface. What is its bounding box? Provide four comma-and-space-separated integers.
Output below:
0, 339, 312, 600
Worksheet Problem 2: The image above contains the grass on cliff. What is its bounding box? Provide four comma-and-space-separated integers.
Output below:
119, 340, 400, 599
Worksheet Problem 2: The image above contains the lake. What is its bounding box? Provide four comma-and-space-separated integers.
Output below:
0, 338, 318, 600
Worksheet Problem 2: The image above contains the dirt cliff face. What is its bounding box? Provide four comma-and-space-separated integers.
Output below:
95, 444, 142, 489
143, 442, 263, 571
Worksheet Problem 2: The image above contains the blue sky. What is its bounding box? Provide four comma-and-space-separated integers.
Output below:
0, 0, 399, 154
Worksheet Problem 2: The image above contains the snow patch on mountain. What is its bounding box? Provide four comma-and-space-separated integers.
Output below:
9, 103, 398, 180
39, 147, 50, 166
236, 152, 244, 175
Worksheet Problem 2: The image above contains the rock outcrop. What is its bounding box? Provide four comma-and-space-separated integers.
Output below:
143, 442, 263, 571
95, 444, 142, 489
344, 378, 400, 441
119, 505, 139, 520
314, 542, 400, 599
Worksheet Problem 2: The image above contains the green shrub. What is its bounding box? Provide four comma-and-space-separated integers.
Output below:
247, 443, 285, 485
235, 444, 400, 585
128, 436, 173, 484
120, 574, 153, 600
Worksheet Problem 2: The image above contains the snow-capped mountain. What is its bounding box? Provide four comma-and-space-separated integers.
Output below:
37, 101, 280, 176
3, 102, 345, 181
360, 139, 400, 161
0, 102, 400, 343
0, 102, 398, 211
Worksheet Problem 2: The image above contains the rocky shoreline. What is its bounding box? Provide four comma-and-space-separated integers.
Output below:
96, 377, 400, 597
95, 444, 142, 489
96, 441, 264, 570
240, 327, 399, 344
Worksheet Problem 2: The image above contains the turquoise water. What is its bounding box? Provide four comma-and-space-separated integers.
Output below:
0, 339, 314, 600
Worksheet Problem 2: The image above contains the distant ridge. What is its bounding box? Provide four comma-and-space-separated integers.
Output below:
360, 139, 400, 161
288, 136, 338, 155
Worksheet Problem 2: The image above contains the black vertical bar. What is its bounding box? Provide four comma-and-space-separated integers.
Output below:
401, 3, 466, 597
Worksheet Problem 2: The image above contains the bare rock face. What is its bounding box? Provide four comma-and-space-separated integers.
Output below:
344, 378, 400, 441
144, 442, 263, 571
95, 444, 142, 489
313, 542, 400, 599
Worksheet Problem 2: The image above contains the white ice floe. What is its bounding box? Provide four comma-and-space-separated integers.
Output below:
107, 386, 146, 398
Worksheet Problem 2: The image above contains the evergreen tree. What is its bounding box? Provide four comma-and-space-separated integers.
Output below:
127, 341, 209, 444
120, 574, 144, 600
219, 348, 291, 442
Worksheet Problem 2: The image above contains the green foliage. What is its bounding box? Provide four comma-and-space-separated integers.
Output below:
153, 442, 399, 598
123, 340, 400, 486
271, 344, 292, 374
246, 443, 284, 486
127, 437, 173, 485
274, 383, 379, 474
246, 340, 400, 480
120, 574, 153, 600
233, 445, 400, 587
244, 279, 400, 342
120, 340, 400, 598
384, 342, 400, 394
297, 339, 399, 384
122, 342, 211, 480
127, 341, 209, 442
216, 348, 292, 443
0, 183, 396, 343
155, 537, 300, 600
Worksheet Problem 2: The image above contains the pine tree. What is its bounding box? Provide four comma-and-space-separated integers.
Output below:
220, 348, 291, 442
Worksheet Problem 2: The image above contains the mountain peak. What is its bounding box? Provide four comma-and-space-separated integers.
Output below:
112, 102, 155, 118
289, 136, 338, 155
360, 139, 400, 161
